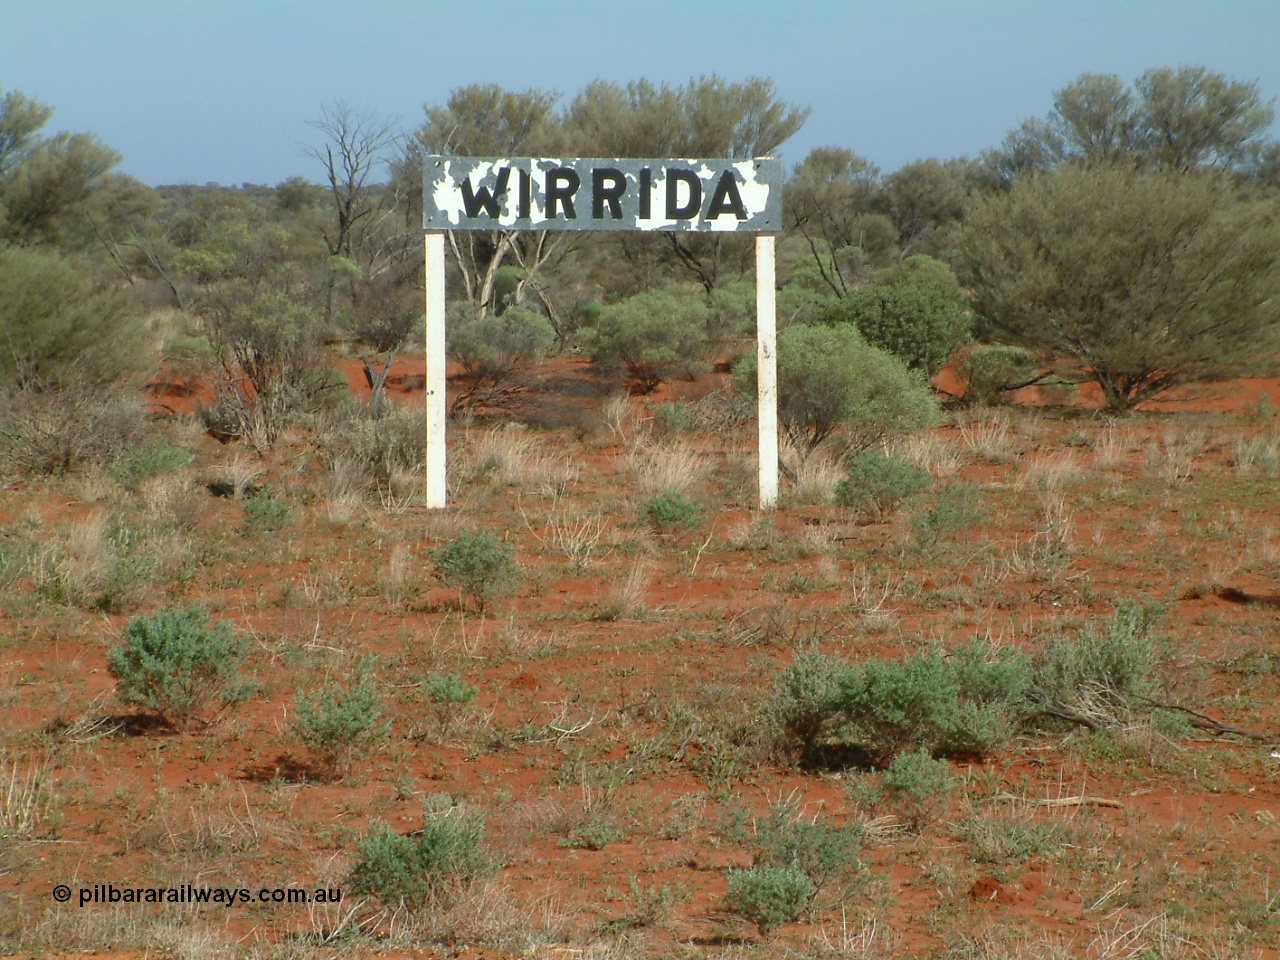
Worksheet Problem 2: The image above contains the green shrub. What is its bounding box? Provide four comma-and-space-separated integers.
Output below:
939, 642, 1036, 757
580, 288, 709, 393
814, 255, 972, 376
643, 490, 703, 536
836, 652, 958, 765
769, 642, 1034, 767
560, 818, 620, 850
910, 482, 985, 548
242, 488, 291, 533
110, 438, 194, 488
293, 660, 389, 778
837, 644, 1033, 764
431, 529, 520, 613
348, 803, 497, 911
0, 245, 144, 390
753, 796, 862, 898
883, 748, 954, 830
446, 303, 557, 383
959, 808, 1062, 864
203, 289, 336, 451
1032, 601, 1165, 728
834, 449, 932, 521
724, 864, 814, 935
424, 672, 477, 731
768, 649, 849, 756
960, 344, 1041, 406
342, 404, 424, 482
107, 606, 252, 729
735, 323, 940, 452
653, 399, 698, 436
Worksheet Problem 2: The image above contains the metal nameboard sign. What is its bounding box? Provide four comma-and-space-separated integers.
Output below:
423, 156, 782, 233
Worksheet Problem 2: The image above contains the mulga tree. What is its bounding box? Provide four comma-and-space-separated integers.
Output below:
960, 163, 1280, 411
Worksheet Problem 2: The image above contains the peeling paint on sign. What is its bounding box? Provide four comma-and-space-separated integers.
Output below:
423, 157, 782, 232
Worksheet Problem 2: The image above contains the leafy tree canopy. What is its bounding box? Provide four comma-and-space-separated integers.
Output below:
983, 66, 1277, 183
959, 164, 1280, 411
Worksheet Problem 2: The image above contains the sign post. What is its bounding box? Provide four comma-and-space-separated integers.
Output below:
424, 232, 447, 509
424, 156, 782, 508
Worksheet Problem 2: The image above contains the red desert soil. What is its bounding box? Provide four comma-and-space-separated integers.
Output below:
5, 355, 1279, 959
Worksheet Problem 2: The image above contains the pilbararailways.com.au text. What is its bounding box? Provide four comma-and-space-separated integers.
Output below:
65, 884, 342, 907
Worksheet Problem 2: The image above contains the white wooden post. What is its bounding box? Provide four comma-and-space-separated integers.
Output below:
756, 234, 778, 509
424, 232, 447, 508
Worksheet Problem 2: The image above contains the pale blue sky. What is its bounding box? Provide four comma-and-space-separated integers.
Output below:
3, 0, 1277, 186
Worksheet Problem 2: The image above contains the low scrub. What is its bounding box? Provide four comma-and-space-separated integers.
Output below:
959, 344, 1041, 405
0, 387, 149, 476
834, 449, 932, 521
107, 606, 253, 729
580, 288, 709, 393
769, 605, 1171, 768
752, 795, 862, 901
293, 660, 389, 779
432, 529, 521, 614
724, 864, 814, 936
770, 641, 1034, 765
348, 802, 498, 912
735, 323, 940, 452
1029, 601, 1166, 730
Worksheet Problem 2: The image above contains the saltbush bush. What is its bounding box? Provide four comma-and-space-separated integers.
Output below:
960, 344, 1041, 406
769, 649, 848, 756
0, 387, 149, 476
431, 529, 520, 613
734, 323, 940, 452
446, 303, 557, 383
293, 660, 388, 778
0, 244, 144, 390
643, 490, 704, 536
110, 438, 194, 488
341, 404, 424, 483
1031, 601, 1165, 727
769, 642, 1034, 765
107, 606, 252, 729
910, 482, 985, 548
724, 864, 814, 935
814, 255, 972, 376
242, 488, 291, 533
834, 449, 932, 521
580, 288, 709, 393
424, 672, 477, 731
348, 803, 497, 911
753, 796, 862, 900
882, 748, 954, 830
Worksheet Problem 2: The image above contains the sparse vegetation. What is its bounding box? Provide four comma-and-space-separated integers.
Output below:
3, 64, 1279, 960
348, 802, 498, 911
293, 659, 388, 778
431, 529, 521, 613
106, 606, 252, 729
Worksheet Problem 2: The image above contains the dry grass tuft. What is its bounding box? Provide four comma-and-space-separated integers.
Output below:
626, 437, 710, 497
958, 411, 1015, 462
889, 432, 966, 478
780, 434, 845, 506
1018, 452, 1082, 492
1091, 423, 1133, 471
1, 752, 52, 839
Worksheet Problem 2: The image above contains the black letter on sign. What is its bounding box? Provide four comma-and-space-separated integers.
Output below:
460, 167, 511, 219
518, 168, 531, 219
638, 168, 652, 219
665, 169, 702, 219
592, 168, 626, 219
706, 170, 748, 220
546, 168, 580, 219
